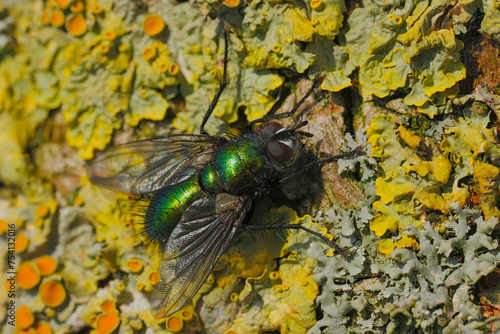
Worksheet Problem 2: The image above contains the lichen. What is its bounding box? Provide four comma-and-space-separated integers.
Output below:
2, 0, 500, 333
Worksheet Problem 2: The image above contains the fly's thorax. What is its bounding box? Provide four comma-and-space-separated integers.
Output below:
200, 134, 274, 195
143, 174, 205, 246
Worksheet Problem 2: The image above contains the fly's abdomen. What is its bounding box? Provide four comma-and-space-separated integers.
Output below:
200, 136, 272, 194
143, 174, 204, 246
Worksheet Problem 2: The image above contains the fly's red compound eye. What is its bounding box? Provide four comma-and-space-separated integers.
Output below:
267, 140, 296, 165
260, 122, 283, 138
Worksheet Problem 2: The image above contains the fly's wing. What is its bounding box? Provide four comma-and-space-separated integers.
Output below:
89, 134, 224, 194
151, 193, 251, 319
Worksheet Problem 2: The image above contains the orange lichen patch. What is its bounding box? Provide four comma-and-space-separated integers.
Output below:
156, 59, 171, 73
34, 218, 44, 228
15, 233, 28, 253
154, 315, 167, 324
388, 14, 402, 25
96, 309, 120, 334
49, 9, 65, 27
17, 262, 41, 290
126, 259, 143, 273
222, 0, 240, 8
311, 18, 319, 26
70, 1, 84, 12
148, 271, 160, 285
166, 316, 183, 332
101, 300, 116, 313
143, 15, 165, 36
98, 43, 110, 53
91, 4, 103, 14
230, 292, 239, 302
66, 13, 87, 36
118, 44, 128, 52
168, 63, 179, 75
272, 43, 283, 54
5, 279, 14, 292
269, 271, 279, 281
226, 331, 238, 334
34, 322, 53, 334
180, 310, 193, 321
103, 30, 116, 40
34, 255, 58, 276
16, 305, 35, 329
73, 195, 84, 206
14, 328, 37, 334
39, 281, 67, 308
142, 46, 156, 61
136, 282, 145, 291
282, 284, 290, 291
310, 0, 324, 10
301, 279, 309, 286
0, 219, 6, 233
54, 0, 70, 9
36, 203, 50, 218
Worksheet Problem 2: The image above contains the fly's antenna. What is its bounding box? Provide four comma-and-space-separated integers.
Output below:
248, 74, 325, 127
200, 24, 231, 135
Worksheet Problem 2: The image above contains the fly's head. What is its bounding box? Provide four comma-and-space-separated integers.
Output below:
257, 121, 311, 170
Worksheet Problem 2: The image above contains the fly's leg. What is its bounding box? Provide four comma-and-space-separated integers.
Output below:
243, 222, 352, 258
200, 26, 230, 135
247, 74, 324, 128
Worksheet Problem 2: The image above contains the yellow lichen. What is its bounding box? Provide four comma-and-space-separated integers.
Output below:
368, 114, 471, 245
379, 235, 420, 257
91, 3, 103, 14
379, 238, 397, 256
14, 328, 37, 334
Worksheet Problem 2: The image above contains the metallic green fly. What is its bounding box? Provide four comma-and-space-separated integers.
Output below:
89, 30, 361, 319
